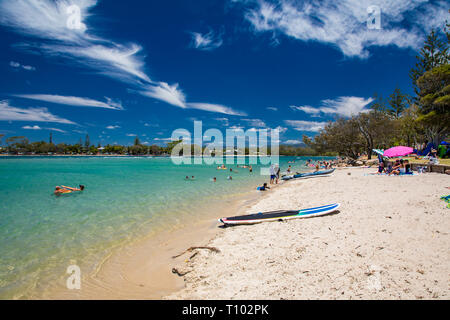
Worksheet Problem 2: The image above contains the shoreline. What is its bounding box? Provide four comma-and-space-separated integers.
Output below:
38, 177, 284, 299
166, 168, 450, 299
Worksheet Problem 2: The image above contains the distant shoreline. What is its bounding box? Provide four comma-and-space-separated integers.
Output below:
0, 154, 324, 157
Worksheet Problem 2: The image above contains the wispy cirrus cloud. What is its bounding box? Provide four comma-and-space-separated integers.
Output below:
238, 0, 449, 58
10, 61, 36, 71
139, 83, 187, 109
190, 30, 223, 51
188, 103, 247, 116
12, 94, 124, 110
0, 100, 75, 124
0, 0, 243, 116
319, 96, 373, 117
290, 105, 321, 116
290, 96, 373, 117
284, 120, 327, 132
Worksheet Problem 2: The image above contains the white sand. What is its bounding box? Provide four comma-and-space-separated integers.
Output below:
166, 168, 450, 299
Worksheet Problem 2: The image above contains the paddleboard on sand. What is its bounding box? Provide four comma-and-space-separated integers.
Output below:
219, 203, 340, 225
282, 168, 335, 181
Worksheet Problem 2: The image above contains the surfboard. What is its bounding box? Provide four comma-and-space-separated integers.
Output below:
219, 203, 340, 225
282, 168, 335, 180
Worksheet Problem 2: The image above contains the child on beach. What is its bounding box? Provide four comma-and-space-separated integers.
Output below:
257, 183, 270, 191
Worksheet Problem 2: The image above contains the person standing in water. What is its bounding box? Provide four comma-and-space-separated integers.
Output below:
269, 164, 276, 184
275, 164, 280, 184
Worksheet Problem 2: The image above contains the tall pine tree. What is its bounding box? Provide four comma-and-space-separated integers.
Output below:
409, 29, 449, 97
388, 87, 409, 119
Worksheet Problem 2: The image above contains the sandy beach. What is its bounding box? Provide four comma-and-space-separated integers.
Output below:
166, 168, 450, 300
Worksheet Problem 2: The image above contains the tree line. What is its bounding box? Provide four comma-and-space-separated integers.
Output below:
0, 134, 322, 156
302, 16, 450, 161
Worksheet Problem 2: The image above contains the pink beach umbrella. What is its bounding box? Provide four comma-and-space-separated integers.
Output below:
383, 146, 414, 157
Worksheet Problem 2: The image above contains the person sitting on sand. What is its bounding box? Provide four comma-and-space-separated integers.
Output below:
404, 160, 412, 174
377, 162, 385, 174
389, 159, 403, 175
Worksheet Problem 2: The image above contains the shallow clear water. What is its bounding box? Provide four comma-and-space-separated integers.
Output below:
0, 156, 331, 299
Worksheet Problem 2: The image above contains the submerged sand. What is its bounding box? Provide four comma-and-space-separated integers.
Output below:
166, 168, 450, 299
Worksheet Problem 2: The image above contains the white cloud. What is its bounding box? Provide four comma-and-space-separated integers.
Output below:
126, 133, 137, 137
0, 0, 240, 116
241, 0, 448, 58
139, 82, 187, 109
190, 30, 223, 51
22, 125, 41, 130
153, 137, 175, 141
284, 139, 302, 144
290, 97, 373, 117
266, 106, 278, 111
0, 100, 75, 124
290, 105, 320, 116
106, 125, 120, 129
273, 126, 287, 134
47, 127, 67, 133
0, 0, 149, 83
320, 96, 373, 117
10, 61, 35, 71
242, 118, 266, 127
187, 103, 247, 116
284, 120, 327, 132
12, 94, 124, 110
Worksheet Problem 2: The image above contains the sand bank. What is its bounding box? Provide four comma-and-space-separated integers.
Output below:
166, 168, 450, 299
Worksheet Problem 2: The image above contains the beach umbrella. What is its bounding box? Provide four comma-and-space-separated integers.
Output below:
383, 146, 414, 157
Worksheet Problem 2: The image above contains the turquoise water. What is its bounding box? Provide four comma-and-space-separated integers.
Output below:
0, 156, 330, 299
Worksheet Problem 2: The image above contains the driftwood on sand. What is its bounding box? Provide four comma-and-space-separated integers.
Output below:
172, 246, 220, 259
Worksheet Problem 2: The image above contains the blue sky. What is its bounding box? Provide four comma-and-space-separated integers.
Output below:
0, 0, 448, 146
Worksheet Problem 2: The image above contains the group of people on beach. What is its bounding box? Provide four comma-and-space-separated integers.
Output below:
377, 159, 412, 175
305, 159, 334, 171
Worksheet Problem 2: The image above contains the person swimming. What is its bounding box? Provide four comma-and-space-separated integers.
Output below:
227, 176, 232, 180
55, 185, 85, 195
